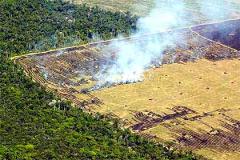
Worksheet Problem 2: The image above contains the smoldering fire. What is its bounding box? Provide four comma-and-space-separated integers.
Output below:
92, 0, 234, 89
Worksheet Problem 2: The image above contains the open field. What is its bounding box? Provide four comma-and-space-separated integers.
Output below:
16, 18, 240, 159
91, 58, 240, 160
72, 0, 154, 16
73, 0, 240, 25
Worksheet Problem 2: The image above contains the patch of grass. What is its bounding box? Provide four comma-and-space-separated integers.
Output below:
73, 0, 240, 25
72, 0, 155, 16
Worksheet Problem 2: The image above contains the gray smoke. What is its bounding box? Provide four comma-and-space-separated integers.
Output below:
199, 0, 234, 20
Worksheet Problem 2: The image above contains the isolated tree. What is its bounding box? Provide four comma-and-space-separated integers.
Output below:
56, 31, 65, 47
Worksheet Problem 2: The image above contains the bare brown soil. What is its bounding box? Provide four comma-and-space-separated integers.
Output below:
130, 106, 240, 152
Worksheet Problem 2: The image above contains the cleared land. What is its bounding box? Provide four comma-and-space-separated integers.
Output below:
16, 19, 240, 159
72, 0, 154, 16
73, 0, 240, 24
92, 59, 240, 160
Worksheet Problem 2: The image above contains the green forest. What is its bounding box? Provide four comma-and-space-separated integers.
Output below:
0, 0, 198, 159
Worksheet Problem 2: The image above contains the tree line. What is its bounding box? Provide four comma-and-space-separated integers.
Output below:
0, 0, 137, 56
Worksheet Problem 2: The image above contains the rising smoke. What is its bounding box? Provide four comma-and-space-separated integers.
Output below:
199, 0, 234, 21
93, 0, 235, 89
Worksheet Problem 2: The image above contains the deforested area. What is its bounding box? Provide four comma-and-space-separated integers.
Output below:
192, 19, 240, 50
19, 22, 240, 93
72, 0, 240, 20
17, 17, 240, 160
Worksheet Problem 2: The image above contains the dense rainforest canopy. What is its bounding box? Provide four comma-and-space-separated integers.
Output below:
0, 0, 198, 159
0, 0, 137, 56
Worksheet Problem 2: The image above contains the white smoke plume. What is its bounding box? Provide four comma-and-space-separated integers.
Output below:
198, 0, 234, 21
92, 0, 187, 88
93, 0, 236, 89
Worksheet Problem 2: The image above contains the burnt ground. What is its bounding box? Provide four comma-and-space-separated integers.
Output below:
192, 19, 240, 50
18, 23, 240, 89
130, 107, 240, 152
131, 106, 196, 131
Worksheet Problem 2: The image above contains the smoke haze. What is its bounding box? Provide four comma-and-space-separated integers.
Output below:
93, 0, 236, 88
